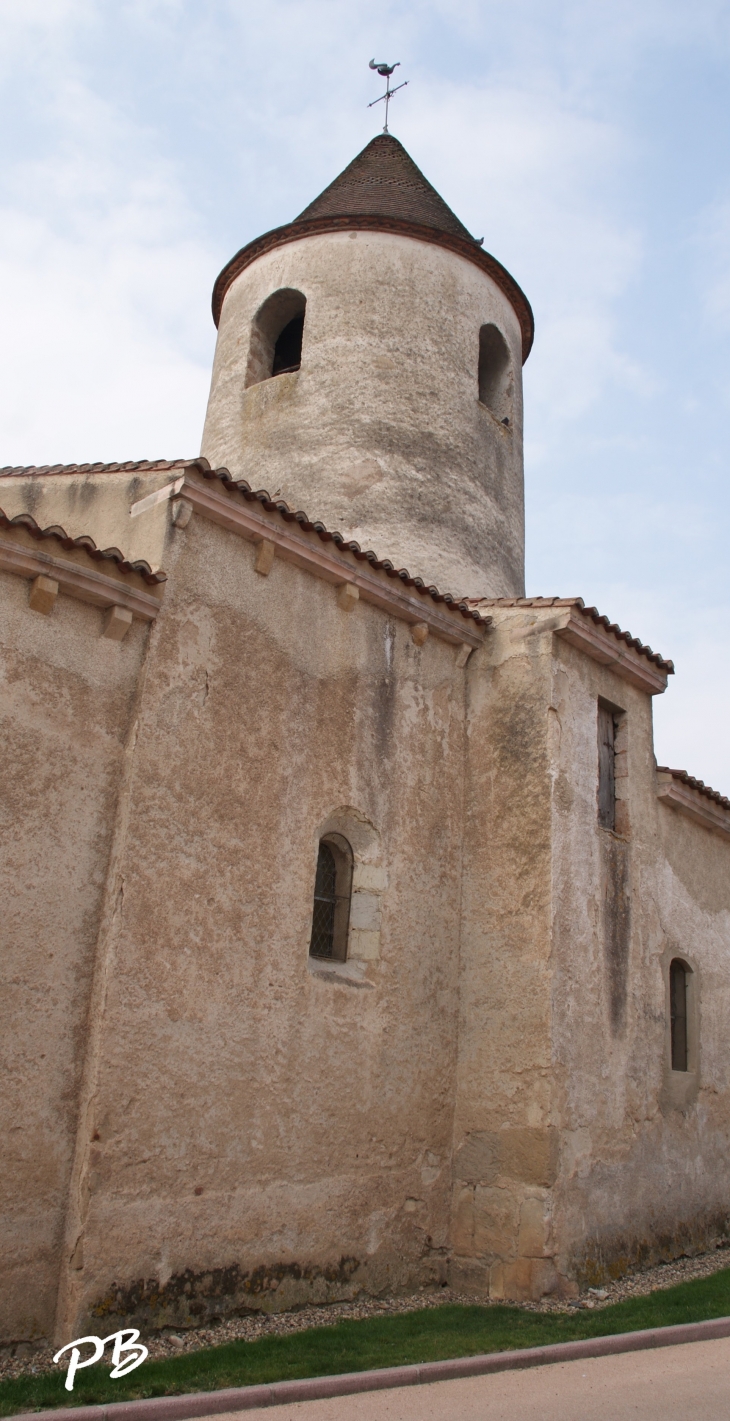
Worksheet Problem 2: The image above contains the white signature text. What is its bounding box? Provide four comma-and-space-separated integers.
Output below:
53, 1329, 148, 1391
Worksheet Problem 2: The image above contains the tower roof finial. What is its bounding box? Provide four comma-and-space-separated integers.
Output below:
368, 59, 408, 133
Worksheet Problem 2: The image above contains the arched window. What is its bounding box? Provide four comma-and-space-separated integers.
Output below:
478, 323, 512, 424
272, 314, 304, 375
309, 834, 353, 962
670, 959, 689, 1071
245, 288, 306, 389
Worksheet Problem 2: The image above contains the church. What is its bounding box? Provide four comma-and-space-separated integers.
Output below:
2, 132, 729, 1349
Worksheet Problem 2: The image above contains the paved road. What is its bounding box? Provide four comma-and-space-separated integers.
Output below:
204, 1336, 730, 1420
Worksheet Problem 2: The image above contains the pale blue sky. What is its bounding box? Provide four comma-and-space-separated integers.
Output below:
1, 0, 729, 788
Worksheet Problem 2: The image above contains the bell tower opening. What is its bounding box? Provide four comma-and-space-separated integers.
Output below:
244, 288, 306, 389
272, 314, 304, 375
478, 323, 512, 425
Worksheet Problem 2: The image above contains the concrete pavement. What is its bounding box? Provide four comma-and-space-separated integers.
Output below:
204, 1335, 730, 1421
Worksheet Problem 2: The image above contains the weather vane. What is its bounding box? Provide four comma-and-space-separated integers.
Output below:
368, 60, 408, 133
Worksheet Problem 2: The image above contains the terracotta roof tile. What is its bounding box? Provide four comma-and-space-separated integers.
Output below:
0, 508, 167, 584
0, 458, 483, 621
657, 767, 730, 812
471, 595, 674, 674
0, 459, 194, 479
297, 134, 475, 242
194, 462, 486, 625
210, 137, 534, 358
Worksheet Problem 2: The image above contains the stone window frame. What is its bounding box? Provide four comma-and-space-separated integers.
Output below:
308, 834, 353, 963
306, 809, 386, 988
597, 696, 629, 838
660, 945, 700, 1112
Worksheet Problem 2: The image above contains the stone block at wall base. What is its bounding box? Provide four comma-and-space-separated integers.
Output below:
501, 1257, 559, 1301
447, 1256, 491, 1296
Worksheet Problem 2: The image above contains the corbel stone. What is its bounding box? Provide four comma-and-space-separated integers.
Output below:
337, 582, 359, 611
171, 497, 194, 528
455, 643, 473, 667
29, 574, 58, 615
411, 622, 429, 646
254, 539, 276, 576
103, 605, 133, 641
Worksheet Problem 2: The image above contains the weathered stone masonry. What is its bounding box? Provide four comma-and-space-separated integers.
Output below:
1, 133, 729, 1345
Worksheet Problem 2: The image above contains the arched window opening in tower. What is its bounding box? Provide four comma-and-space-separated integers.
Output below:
244, 289, 307, 389
272, 315, 304, 375
478, 323, 512, 424
309, 835, 353, 962
670, 958, 689, 1071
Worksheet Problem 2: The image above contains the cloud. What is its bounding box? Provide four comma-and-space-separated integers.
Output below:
0, 49, 216, 464
696, 196, 730, 335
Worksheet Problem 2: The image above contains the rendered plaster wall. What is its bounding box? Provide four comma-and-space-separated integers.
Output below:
0, 469, 177, 571
451, 608, 558, 1302
549, 635, 730, 1284
0, 570, 150, 1343
201, 230, 525, 601
55, 508, 468, 1340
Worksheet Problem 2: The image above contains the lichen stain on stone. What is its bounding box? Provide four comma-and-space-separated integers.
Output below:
89, 1256, 362, 1331
574, 1213, 730, 1288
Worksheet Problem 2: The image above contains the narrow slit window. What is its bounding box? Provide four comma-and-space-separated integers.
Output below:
670, 959, 689, 1071
597, 703, 617, 830
309, 835, 353, 962
478, 324, 512, 423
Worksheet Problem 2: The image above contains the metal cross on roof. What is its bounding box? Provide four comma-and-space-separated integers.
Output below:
368, 59, 408, 133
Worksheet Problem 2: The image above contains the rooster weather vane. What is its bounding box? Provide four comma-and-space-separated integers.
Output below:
368, 59, 408, 133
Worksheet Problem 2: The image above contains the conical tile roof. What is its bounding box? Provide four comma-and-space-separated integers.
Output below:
212, 134, 534, 359
296, 134, 475, 243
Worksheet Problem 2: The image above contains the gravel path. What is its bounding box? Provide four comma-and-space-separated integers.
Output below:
3, 1243, 729, 1387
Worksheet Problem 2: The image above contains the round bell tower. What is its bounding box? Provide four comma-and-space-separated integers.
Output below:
200, 135, 533, 599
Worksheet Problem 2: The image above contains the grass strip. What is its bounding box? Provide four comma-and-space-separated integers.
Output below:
3, 1266, 730, 1417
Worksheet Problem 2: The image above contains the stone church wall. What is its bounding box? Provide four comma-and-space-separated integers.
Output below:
0, 568, 152, 1343
448, 606, 730, 1302
54, 510, 469, 1340
549, 633, 730, 1286
451, 609, 557, 1300
2, 492, 729, 1340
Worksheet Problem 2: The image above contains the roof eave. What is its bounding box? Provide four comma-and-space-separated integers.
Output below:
211, 214, 534, 362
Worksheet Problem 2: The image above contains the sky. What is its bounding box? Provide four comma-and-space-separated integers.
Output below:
1, 0, 729, 789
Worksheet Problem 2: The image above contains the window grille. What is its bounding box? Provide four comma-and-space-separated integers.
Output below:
310, 842, 337, 959
308, 835, 353, 962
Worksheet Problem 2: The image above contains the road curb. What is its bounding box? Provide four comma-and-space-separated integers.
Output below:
13, 1315, 730, 1419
